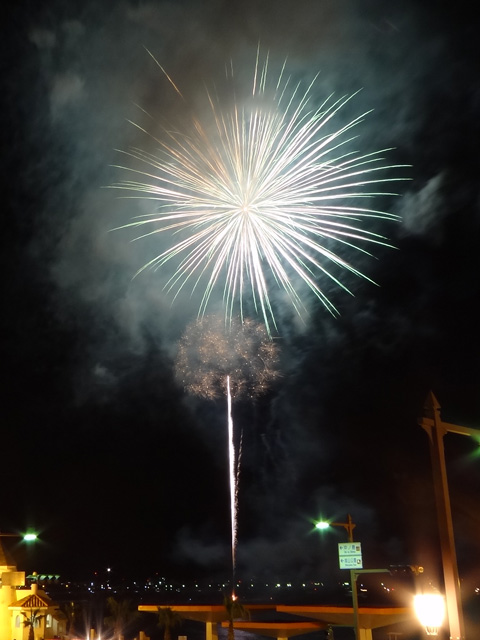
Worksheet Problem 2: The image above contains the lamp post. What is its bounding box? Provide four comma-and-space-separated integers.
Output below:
315, 514, 361, 640
419, 392, 480, 640
316, 514, 356, 541
315, 515, 432, 640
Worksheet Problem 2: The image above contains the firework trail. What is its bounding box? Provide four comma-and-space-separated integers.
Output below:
114, 49, 407, 335
226, 374, 239, 595
176, 315, 278, 591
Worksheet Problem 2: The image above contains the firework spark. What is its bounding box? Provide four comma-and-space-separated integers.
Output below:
175, 315, 279, 400
175, 315, 278, 589
114, 50, 407, 334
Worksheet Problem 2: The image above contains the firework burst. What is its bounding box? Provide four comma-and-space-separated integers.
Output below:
114, 49, 408, 334
175, 315, 279, 400
175, 314, 279, 587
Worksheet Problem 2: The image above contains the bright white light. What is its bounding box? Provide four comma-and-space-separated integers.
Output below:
414, 593, 445, 636
115, 51, 407, 335
23, 533, 37, 541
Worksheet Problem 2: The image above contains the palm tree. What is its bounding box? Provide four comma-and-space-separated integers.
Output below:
156, 606, 182, 640
223, 595, 249, 640
104, 596, 140, 640
22, 609, 46, 640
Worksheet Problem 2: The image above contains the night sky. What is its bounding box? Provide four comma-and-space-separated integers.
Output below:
2, 0, 479, 603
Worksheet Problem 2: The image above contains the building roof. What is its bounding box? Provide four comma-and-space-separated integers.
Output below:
277, 605, 412, 629
139, 603, 414, 633
9, 593, 52, 610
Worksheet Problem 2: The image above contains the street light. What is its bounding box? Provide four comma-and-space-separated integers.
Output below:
316, 518, 431, 639
315, 514, 361, 640
23, 533, 38, 542
419, 392, 480, 640
0, 531, 38, 541
315, 514, 356, 542
414, 593, 446, 636
0, 531, 38, 566
0, 530, 38, 553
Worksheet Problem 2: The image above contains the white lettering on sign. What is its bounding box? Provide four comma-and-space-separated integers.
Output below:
339, 556, 363, 569
338, 542, 363, 569
338, 542, 362, 556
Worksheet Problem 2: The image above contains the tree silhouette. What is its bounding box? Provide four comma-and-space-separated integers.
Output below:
104, 596, 140, 639
60, 600, 83, 638
223, 595, 249, 640
156, 606, 182, 640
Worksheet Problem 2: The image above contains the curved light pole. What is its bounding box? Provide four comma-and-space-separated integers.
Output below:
419, 391, 480, 640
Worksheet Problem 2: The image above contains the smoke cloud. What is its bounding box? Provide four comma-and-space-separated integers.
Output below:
4, 0, 479, 584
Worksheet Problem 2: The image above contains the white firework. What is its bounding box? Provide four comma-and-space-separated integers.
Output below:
113, 49, 408, 335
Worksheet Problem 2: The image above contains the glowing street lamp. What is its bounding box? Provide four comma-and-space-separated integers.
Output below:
22, 533, 38, 542
0, 531, 38, 542
414, 593, 446, 636
315, 514, 356, 542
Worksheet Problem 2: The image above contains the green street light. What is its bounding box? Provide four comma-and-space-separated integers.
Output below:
23, 533, 38, 542
314, 514, 356, 542
0, 531, 38, 541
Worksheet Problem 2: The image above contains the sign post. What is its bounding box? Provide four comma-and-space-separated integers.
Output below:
338, 542, 363, 638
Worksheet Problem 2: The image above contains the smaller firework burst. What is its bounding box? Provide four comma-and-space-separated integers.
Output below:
175, 315, 279, 400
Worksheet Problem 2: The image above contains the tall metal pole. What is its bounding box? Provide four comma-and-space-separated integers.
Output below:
317, 515, 361, 639
331, 515, 360, 640
418, 392, 479, 640
350, 567, 360, 640
339, 517, 361, 640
